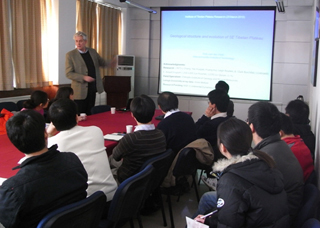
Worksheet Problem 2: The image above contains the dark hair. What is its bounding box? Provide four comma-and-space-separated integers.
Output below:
23, 90, 48, 109
280, 112, 294, 135
54, 87, 74, 100
49, 99, 78, 131
248, 102, 281, 138
157, 91, 178, 112
130, 94, 155, 123
215, 81, 229, 93
208, 89, 229, 112
217, 118, 275, 168
285, 99, 310, 124
6, 110, 46, 154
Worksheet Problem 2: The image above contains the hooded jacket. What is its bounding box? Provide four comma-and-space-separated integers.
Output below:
206, 153, 290, 228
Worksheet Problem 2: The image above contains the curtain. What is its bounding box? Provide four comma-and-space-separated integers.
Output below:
76, 0, 97, 48
77, 0, 122, 77
98, 5, 122, 77
0, 0, 14, 90
11, 0, 49, 88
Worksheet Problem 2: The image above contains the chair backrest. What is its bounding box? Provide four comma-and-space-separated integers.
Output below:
16, 99, 28, 110
140, 149, 175, 192
302, 218, 320, 228
90, 105, 111, 115
294, 184, 320, 228
173, 147, 198, 177
106, 165, 154, 228
37, 191, 106, 228
0, 102, 19, 112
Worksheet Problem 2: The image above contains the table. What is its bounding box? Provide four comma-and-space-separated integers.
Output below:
0, 109, 165, 180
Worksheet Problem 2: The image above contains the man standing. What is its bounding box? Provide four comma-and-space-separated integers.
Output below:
0, 110, 87, 228
248, 101, 303, 224
65, 31, 114, 115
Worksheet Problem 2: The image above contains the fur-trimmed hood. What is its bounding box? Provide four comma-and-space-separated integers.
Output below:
212, 152, 258, 172
212, 152, 285, 194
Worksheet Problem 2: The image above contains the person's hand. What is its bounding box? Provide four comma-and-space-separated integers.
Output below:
194, 215, 205, 223
83, 76, 95, 82
205, 106, 216, 118
46, 122, 58, 137
109, 56, 117, 68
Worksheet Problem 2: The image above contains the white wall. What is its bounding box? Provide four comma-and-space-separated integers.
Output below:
119, 0, 314, 123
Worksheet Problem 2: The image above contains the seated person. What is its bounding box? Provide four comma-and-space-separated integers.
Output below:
21, 90, 49, 116
280, 113, 314, 182
194, 118, 289, 227
47, 99, 117, 210
46, 87, 75, 122
110, 94, 166, 183
248, 101, 303, 223
0, 110, 87, 228
215, 80, 234, 117
285, 99, 315, 159
195, 89, 230, 161
157, 91, 196, 154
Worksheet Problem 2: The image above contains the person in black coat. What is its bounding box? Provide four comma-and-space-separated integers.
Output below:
194, 118, 290, 228
0, 110, 88, 228
285, 99, 315, 159
195, 89, 230, 161
157, 91, 196, 154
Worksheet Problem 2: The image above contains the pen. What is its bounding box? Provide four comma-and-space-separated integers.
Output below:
200, 209, 218, 219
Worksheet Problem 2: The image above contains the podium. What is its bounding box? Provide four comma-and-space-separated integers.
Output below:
103, 76, 131, 109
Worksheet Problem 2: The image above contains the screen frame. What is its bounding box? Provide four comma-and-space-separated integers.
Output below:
158, 6, 277, 101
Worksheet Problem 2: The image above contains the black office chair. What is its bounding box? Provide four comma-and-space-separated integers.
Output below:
16, 99, 28, 110
139, 149, 175, 226
91, 105, 111, 115
101, 165, 155, 228
0, 102, 19, 112
37, 191, 106, 228
162, 148, 201, 228
293, 184, 320, 228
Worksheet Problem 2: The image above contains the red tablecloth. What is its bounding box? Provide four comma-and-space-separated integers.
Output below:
0, 109, 165, 179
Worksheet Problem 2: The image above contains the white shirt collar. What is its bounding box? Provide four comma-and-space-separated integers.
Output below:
134, 124, 155, 132
78, 48, 88, 54
164, 109, 180, 118
211, 112, 227, 120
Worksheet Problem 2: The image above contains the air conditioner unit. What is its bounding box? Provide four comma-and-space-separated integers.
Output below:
116, 55, 135, 98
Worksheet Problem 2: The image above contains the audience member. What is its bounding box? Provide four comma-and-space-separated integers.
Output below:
215, 80, 234, 117
194, 118, 289, 227
47, 99, 117, 215
280, 113, 314, 182
53, 87, 74, 101
285, 99, 316, 158
110, 94, 166, 183
65, 31, 115, 115
248, 101, 303, 223
157, 91, 196, 154
0, 110, 87, 228
21, 90, 49, 116
195, 89, 230, 161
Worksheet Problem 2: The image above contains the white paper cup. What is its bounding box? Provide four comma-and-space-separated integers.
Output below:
111, 107, 116, 114
80, 113, 87, 120
126, 125, 133, 134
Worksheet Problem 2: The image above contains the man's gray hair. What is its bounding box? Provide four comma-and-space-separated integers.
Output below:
73, 31, 88, 41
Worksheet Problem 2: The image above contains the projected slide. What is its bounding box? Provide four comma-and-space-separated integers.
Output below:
159, 7, 276, 101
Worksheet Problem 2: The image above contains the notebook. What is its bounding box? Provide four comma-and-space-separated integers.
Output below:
103, 133, 125, 141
